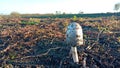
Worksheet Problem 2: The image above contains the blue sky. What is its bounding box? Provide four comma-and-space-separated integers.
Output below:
0, 0, 120, 14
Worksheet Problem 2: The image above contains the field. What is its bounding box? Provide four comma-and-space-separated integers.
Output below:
0, 15, 120, 68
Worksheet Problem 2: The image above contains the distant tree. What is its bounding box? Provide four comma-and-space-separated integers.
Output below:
10, 11, 21, 18
55, 11, 61, 15
78, 11, 84, 14
63, 12, 66, 14
114, 3, 120, 12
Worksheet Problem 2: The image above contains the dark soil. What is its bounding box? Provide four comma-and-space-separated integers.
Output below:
0, 17, 120, 68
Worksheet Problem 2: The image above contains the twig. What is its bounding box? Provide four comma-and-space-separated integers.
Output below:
0, 43, 18, 53
97, 29, 104, 42
0, 39, 10, 53
0, 45, 11, 53
86, 42, 96, 50
50, 38, 55, 44
20, 47, 61, 60
86, 29, 104, 50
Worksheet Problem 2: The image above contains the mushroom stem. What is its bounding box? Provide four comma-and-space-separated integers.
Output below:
71, 46, 79, 63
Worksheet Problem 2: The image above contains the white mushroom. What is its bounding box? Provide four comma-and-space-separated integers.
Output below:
66, 22, 83, 63
66, 22, 83, 46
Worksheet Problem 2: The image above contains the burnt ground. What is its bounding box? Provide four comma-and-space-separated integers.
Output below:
0, 18, 120, 68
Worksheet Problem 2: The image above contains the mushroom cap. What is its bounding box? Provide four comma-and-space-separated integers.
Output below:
66, 22, 83, 46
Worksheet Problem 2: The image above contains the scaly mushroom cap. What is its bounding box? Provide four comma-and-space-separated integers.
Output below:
66, 22, 83, 46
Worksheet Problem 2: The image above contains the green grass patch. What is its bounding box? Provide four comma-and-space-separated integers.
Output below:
20, 22, 38, 25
